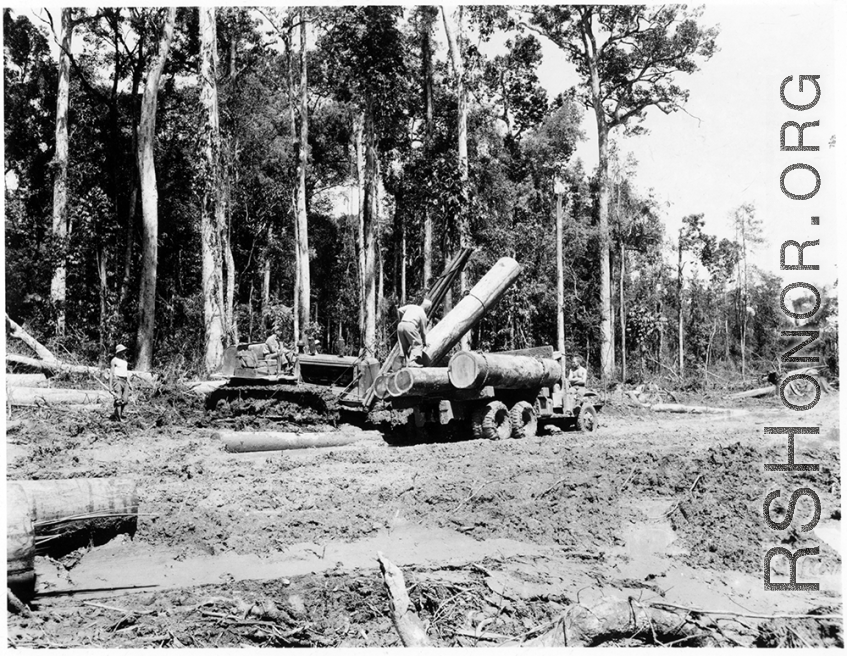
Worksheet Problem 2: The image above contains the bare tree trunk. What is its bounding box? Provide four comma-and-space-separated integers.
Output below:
620, 242, 627, 383
199, 6, 226, 374
362, 106, 378, 356
355, 110, 366, 347
420, 7, 436, 290
556, 192, 565, 355
295, 9, 310, 344
441, 6, 471, 350
400, 209, 407, 304
284, 26, 300, 347
50, 8, 74, 337
135, 7, 176, 372
595, 125, 614, 383
677, 232, 684, 377
262, 225, 271, 332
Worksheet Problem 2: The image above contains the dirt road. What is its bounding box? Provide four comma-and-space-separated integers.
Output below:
6, 390, 842, 647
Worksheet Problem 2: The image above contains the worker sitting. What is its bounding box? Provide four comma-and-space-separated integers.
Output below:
567, 356, 587, 388
264, 332, 293, 374
397, 298, 432, 368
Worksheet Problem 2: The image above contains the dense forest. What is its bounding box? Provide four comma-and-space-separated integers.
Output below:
4, 6, 838, 385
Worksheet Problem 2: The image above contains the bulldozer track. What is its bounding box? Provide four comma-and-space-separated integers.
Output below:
206, 383, 342, 425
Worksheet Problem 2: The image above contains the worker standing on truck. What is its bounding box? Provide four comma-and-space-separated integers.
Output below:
109, 344, 132, 422
397, 298, 432, 367
567, 356, 587, 387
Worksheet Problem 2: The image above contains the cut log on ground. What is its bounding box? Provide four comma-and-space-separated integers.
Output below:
5, 373, 48, 387
517, 598, 710, 647
6, 354, 154, 384
6, 386, 113, 407
10, 478, 139, 556
448, 351, 561, 390
185, 379, 228, 396
422, 257, 521, 366
392, 367, 453, 397
727, 386, 776, 399
219, 429, 378, 453
6, 484, 36, 599
377, 552, 431, 648
650, 403, 745, 415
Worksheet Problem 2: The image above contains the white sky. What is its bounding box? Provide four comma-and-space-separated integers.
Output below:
522, 2, 841, 288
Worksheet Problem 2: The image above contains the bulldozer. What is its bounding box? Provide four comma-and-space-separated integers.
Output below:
207, 249, 603, 439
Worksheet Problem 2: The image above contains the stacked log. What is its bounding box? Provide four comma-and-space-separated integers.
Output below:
6, 485, 36, 599
220, 429, 377, 453
422, 257, 521, 366
448, 351, 562, 390
390, 367, 453, 397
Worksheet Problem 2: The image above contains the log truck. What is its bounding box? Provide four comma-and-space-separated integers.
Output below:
209, 252, 602, 439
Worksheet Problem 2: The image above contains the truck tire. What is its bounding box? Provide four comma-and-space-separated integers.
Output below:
577, 404, 598, 432
509, 401, 538, 439
471, 401, 512, 440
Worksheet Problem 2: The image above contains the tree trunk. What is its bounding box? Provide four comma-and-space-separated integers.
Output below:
135, 7, 176, 372
199, 6, 226, 374
595, 124, 614, 383
556, 192, 565, 355
50, 8, 74, 337
284, 27, 301, 348
220, 429, 375, 453
296, 9, 310, 344
448, 351, 562, 390
441, 6, 471, 350
261, 225, 272, 331
399, 209, 407, 304
620, 242, 627, 383
421, 8, 435, 290
354, 110, 366, 346
362, 106, 378, 356
677, 232, 684, 376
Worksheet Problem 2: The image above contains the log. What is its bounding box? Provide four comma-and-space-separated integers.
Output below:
372, 374, 392, 400
6, 314, 57, 362
650, 403, 744, 415
184, 379, 228, 396
422, 257, 521, 366
448, 351, 562, 390
9, 478, 138, 557
6, 354, 154, 384
377, 552, 431, 647
6, 386, 113, 407
5, 373, 48, 387
391, 367, 453, 397
727, 386, 775, 399
385, 373, 402, 398
220, 429, 377, 453
6, 484, 35, 598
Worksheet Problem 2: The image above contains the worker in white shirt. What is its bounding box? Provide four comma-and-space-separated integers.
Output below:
396, 298, 432, 367
109, 344, 132, 421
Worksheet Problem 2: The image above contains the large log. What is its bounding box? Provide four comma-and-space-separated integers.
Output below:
6, 386, 113, 407
372, 374, 392, 400
422, 257, 521, 366
5, 373, 48, 387
220, 429, 378, 453
391, 367, 453, 397
6, 314, 56, 362
6, 484, 35, 598
650, 403, 745, 415
6, 354, 155, 384
9, 479, 139, 555
448, 351, 562, 390
727, 386, 775, 399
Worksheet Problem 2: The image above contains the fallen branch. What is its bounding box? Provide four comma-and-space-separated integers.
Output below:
727, 386, 775, 400
515, 597, 708, 647
451, 481, 491, 512
656, 473, 704, 519
377, 552, 431, 647
647, 600, 843, 621
7, 587, 32, 616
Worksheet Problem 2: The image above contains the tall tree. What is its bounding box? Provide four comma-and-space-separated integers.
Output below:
295, 8, 310, 346
135, 7, 176, 371
199, 6, 226, 373
731, 203, 763, 376
527, 6, 718, 382
49, 8, 74, 337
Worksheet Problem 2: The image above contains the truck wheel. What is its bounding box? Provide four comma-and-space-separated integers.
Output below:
577, 404, 598, 433
471, 401, 512, 440
509, 401, 538, 439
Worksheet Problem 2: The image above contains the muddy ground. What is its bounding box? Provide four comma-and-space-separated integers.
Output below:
5, 383, 843, 648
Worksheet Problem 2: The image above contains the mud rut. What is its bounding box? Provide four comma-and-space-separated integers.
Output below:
6, 391, 842, 648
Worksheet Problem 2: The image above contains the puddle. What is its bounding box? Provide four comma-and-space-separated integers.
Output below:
36, 524, 555, 599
